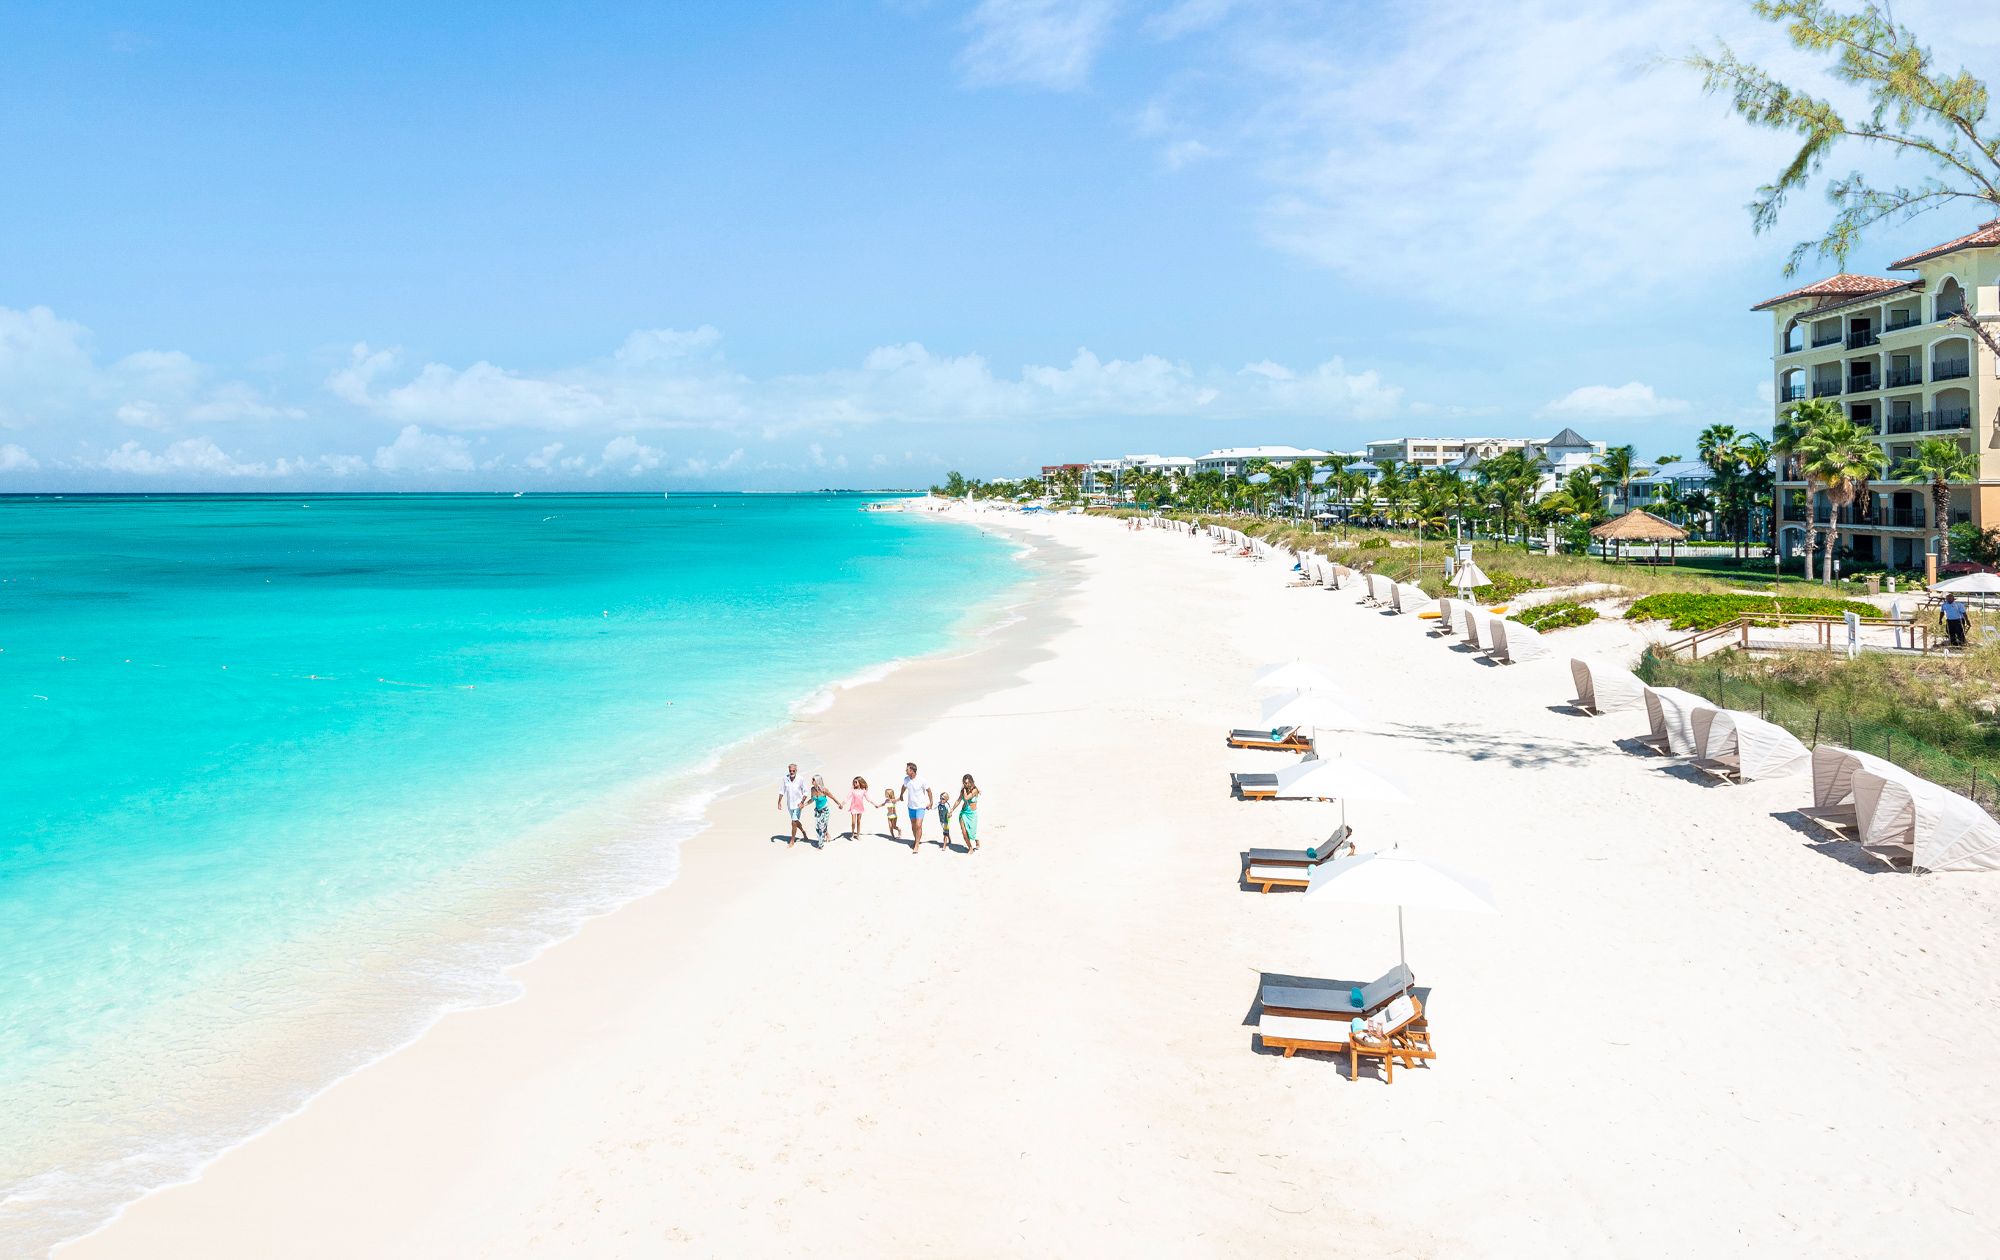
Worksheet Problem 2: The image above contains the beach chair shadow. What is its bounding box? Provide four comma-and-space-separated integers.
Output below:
1656, 761, 1724, 788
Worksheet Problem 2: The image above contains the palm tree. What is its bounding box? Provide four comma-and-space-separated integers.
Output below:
1796, 417, 1887, 584
1681, 488, 1716, 538
1775, 399, 1842, 578
1894, 438, 1979, 565
1372, 461, 1409, 527
1696, 424, 1740, 556
1654, 452, 1685, 466
1592, 445, 1649, 514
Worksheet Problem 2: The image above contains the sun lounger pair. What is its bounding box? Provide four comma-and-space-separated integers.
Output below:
1258, 990, 1434, 1082
1225, 726, 1314, 753
1240, 825, 1355, 892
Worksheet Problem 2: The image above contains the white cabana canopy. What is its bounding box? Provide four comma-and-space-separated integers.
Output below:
1493, 617, 1550, 663
1932, 572, 2000, 594
1271, 757, 1409, 803
1641, 686, 1706, 756
1852, 770, 2000, 872
1689, 708, 1810, 781
1569, 659, 1646, 714
1393, 582, 1434, 616
1810, 744, 1924, 809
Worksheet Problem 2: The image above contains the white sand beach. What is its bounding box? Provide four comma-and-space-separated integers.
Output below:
63, 509, 2000, 1258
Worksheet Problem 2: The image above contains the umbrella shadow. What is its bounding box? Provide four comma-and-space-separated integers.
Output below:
1378, 722, 1606, 770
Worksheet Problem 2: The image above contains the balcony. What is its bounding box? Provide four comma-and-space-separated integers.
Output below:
1884, 507, 1926, 528
1780, 385, 1807, 402
1887, 413, 1918, 434
1937, 305, 1966, 323
1886, 312, 1922, 332
1847, 371, 1878, 392
1847, 329, 1879, 349
1885, 365, 1922, 388
1927, 408, 1972, 431
1933, 357, 1970, 381
1811, 330, 1843, 348
1811, 380, 1843, 398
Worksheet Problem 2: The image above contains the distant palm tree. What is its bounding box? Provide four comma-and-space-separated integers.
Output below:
1894, 437, 1979, 564
1796, 416, 1887, 584
1775, 399, 1842, 576
1592, 445, 1649, 513
1654, 453, 1684, 466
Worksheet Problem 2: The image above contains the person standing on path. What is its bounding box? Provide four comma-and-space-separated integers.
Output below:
900, 762, 932, 854
1941, 593, 1970, 647
778, 763, 810, 846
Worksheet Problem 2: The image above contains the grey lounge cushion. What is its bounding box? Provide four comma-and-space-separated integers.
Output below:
1260, 963, 1415, 1015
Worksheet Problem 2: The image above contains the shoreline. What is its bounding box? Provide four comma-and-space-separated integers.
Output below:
20, 503, 1054, 1259
60, 508, 2000, 1258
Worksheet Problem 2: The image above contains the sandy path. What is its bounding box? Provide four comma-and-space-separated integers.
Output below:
62, 512, 2000, 1258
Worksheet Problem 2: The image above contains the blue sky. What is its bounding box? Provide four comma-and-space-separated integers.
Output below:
1, 0, 1995, 489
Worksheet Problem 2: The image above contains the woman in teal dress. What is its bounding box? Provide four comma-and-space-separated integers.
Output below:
956, 774, 980, 852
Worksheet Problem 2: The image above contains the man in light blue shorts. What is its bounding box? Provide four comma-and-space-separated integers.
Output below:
778, 763, 810, 846
900, 761, 933, 849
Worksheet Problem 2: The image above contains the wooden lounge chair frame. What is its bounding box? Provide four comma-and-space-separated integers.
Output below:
1240, 827, 1354, 892
1225, 727, 1314, 753
1231, 771, 1279, 800
1258, 995, 1432, 1083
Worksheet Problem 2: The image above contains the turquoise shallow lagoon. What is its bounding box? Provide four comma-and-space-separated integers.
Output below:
0, 493, 1019, 1252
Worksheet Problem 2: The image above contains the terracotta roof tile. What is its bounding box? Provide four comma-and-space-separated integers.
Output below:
1750, 274, 1906, 312
1889, 217, 2000, 271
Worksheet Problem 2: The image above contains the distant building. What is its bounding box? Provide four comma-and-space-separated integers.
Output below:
1192, 446, 1336, 477
1755, 216, 1999, 570
1040, 463, 1087, 494
1079, 453, 1196, 495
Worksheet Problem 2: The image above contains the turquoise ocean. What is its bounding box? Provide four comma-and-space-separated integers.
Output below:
0, 493, 1021, 1253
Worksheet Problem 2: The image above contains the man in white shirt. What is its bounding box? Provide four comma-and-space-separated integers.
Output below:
778, 763, 810, 846
900, 762, 933, 850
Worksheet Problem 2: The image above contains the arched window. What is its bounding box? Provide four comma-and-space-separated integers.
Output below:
1935, 276, 1965, 321
1783, 318, 1804, 352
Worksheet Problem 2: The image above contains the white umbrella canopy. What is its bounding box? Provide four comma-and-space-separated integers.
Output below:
1933, 571, 2000, 594
1272, 757, 1409, 802
1307, 847, 1498, 988
1259, 689, 1366, 731
1252, 660, 1338, 692
1452, 561, 1491, 594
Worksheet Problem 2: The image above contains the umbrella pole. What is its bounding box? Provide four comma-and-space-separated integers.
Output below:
1399, 905, 1410, 996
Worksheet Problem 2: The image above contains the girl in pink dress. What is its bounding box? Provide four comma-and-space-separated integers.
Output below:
846, 776, 870, 842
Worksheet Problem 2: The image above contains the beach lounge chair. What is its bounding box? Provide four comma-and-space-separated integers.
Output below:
1569, 658, 1646, 715
1638, 686, 1705, 756
1689, 708, 1810, 784
1231, 771, 1279, 800
1257, 994, 1432, 1082
1240, 826, 1355, 892
1226, 726, 1314, 753
1852, 768, 2000, 872
1801, 744, 1911, 837
1459, 606, 1486, 650
1257, 962, 1413, 1019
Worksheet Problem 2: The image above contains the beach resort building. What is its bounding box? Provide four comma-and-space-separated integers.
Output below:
1758, 218, 2000, 570
1626, 460, 1719, 534
1363, 436, 1519, 468
1079, 454, 1197, 495
1192, 446, 1338, 478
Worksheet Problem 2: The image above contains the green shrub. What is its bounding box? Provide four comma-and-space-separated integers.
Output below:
1358, 537, 1389, 551
1624, 592, 1879, 632
1470, 572, 1541, 602
1516, 601, 1599, 631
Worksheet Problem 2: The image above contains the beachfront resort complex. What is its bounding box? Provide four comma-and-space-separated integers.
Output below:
1759, 219, 2000, 571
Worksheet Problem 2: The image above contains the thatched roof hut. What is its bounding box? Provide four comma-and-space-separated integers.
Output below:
1589, 509, 1689, 563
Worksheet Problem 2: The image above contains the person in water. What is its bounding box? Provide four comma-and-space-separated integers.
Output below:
846, 776, 870, 841
956, 774, 980, 853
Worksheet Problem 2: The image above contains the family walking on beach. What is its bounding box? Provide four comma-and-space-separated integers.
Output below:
777, 761, 980, 854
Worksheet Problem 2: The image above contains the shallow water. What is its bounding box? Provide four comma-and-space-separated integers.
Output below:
0, 492, 1017, 1253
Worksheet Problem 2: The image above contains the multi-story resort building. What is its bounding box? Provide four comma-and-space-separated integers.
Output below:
1362, 437, 1521, 468
1190, 446, 1340, 478
1757, 218, 2000, 571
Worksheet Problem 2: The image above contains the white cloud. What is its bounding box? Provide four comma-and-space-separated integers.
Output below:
96, 438, 276, 477
0, 303, 296, 433
960, 0, 1119, 91
1143, 0, 1237, 40
371, 425, 476, 473
1161, 138, 1216, 169
1540, 382, 1690, 420
599, 435, 664, 472
0, 443, 38, 470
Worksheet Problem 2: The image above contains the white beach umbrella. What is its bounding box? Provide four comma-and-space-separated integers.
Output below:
1258, 689, 1366, 733
1307, 847, 1498, 992
1272, 755, 1409, 837
1933, 571, 2000, 594
1252, 660, 1338, 692
1451, 561, 1491, 596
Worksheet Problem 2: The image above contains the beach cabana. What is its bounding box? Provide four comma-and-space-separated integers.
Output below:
1568, 659, 1646, 715
1688, 708, 1810, 782
1459, 605, 1489, 651
1805, 745, 1925, 835
1851, 770, 2000, 872
1393, 583, 1432, 616
1589, 510, 1689, 564
1638, 686, 1705, 756
1491, 618, 1550, 664
1431, 596, 1458, 636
